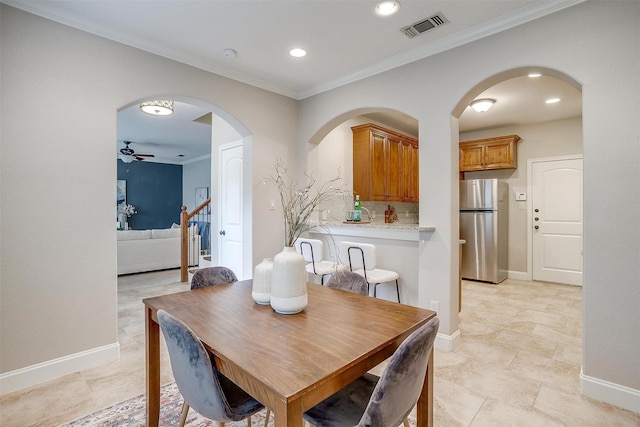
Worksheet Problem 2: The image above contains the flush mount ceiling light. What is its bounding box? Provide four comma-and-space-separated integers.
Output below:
470, 98, 495, 112
289, 48, 307, 58
528, 72, 542, 78
140, 100, 174, 116
545, 98, 561, 104
375, 0, 400, 16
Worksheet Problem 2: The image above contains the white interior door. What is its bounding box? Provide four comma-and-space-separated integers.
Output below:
531, 157, 583, 285
218, 142, 243, 278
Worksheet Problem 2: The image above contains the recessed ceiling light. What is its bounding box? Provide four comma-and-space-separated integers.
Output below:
289, 48, 307, 58
375, 1, 400, 16
528, 73, 542, 78
545, 98, 561, 104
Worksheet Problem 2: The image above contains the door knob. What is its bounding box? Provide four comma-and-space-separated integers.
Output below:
219, 230, 226, 236
534, 225, 539, 230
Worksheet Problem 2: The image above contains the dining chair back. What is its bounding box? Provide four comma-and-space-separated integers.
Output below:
325, 270, 368, 295
191, 266, 238, 290
339, 241, 401, 302
294, 237, 345, 285
157, 309, 266, 427
303, 317, 439, 427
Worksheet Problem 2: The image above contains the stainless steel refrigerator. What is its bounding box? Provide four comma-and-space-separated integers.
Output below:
460, 179, 509, 283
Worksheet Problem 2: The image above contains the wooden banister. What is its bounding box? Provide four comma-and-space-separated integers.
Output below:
180, 198, 211, 282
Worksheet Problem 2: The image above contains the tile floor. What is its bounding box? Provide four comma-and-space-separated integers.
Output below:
0, 271, 637, 426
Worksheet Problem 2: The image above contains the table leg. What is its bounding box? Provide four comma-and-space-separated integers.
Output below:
145, 306, 160, 427
273, 399, 304, 427
416, 350, 434, 427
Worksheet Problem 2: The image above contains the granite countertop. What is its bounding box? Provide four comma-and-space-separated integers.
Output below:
310, 220, 435, 232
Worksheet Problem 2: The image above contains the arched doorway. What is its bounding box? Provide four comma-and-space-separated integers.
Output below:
453, 67, 583, 287
116, 95, 253, 279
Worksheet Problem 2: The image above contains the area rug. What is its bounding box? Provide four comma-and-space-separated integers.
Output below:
60, 381, 418, 426
59, 382, 271, 426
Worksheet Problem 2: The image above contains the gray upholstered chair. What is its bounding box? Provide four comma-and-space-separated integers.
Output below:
191, 266, 238, 290
303, 317, 439, 427
325, 270, 368, 295
158, 309, 270, 427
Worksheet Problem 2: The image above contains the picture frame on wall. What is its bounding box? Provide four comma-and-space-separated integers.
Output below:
195, 187, 210, 213
117, 180, 126, 216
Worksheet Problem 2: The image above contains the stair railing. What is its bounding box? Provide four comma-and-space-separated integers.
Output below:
180, 198, 211, 282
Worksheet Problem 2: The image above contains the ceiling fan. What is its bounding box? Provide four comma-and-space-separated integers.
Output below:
118, 141, 155, 163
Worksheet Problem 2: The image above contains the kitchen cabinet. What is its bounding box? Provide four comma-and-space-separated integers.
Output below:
352, 123, 419, 203
459, 134, 520, 172
401, 139, 419, 202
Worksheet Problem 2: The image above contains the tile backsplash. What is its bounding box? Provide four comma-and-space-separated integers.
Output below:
317, 196, 419, 225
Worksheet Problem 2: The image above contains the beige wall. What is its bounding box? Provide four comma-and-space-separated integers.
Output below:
0, 5, 297, 385
298, 1, 639, 408
1, 1, 639, 411
462, 117, 583, 273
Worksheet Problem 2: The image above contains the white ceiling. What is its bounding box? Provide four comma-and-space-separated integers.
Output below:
5, 0, 583, 164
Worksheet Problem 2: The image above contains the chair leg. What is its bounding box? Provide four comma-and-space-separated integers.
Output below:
395, 279, 400, 303
217, 422, 225, 427
402, 418, 410, 427
179, 401, 189, 427
263, 408, 271, 427
246, 415, 251, 427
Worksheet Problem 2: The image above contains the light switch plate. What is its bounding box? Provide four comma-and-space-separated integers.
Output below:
515, 192, 527, 201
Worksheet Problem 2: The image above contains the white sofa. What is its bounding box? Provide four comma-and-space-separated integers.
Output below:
117, 227, 200, 275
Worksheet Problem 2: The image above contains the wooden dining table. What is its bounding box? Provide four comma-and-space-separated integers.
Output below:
143, 280, 436, 427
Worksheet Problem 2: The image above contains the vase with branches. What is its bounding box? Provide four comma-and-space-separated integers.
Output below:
265, 159, 344, 314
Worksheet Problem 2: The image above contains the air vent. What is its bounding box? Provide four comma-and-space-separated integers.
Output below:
401, 12, 449, 39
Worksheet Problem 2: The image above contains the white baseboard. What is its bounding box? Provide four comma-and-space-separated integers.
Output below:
580, 367, 640, 413
0, 342, 120, 395
435, 329, 460, 352
507, 270, 531, 281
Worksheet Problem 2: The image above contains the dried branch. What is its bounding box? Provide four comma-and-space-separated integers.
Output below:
266, 159, 344, 247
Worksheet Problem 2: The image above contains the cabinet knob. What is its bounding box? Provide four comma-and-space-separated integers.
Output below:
534, 225, 539, 230
219, 230, 226, 236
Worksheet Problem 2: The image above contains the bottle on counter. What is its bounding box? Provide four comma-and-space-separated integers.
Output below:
385, 205, 391, 223
354, 195, 361, 222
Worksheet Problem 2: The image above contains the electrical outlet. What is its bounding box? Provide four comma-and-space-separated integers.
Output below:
322, 210, 328, 220
371, 210, 376, 219
269, 199, 275, 210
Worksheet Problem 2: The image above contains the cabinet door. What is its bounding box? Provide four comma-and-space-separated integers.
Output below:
459, 142, 485, 171
386, 137, 403, 202
402, 141, 419, 202
370, 131, 388, 201
484, 140, 515, 169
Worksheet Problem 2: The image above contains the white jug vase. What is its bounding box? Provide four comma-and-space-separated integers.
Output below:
270, 246, 307, 314
252, 258, 273, 305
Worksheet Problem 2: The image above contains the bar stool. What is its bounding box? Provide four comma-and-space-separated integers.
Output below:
339, 241, 401, 302
294, 238, 345, 285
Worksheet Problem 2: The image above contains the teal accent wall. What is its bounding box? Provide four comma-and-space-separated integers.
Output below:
117, 161, 183, 230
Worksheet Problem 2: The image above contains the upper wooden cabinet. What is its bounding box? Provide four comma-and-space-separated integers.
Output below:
352, 123, 419, 203
459, 134, 521, 172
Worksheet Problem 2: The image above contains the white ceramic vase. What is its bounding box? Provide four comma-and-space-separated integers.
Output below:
252, 258, 273, 305
270, 246, 307, 314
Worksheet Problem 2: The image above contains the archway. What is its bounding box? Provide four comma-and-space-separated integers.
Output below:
451, 65, 584, 357
116, 95, 253, 279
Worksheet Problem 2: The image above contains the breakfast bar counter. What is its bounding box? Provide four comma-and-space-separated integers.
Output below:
309, 221, 436, 307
